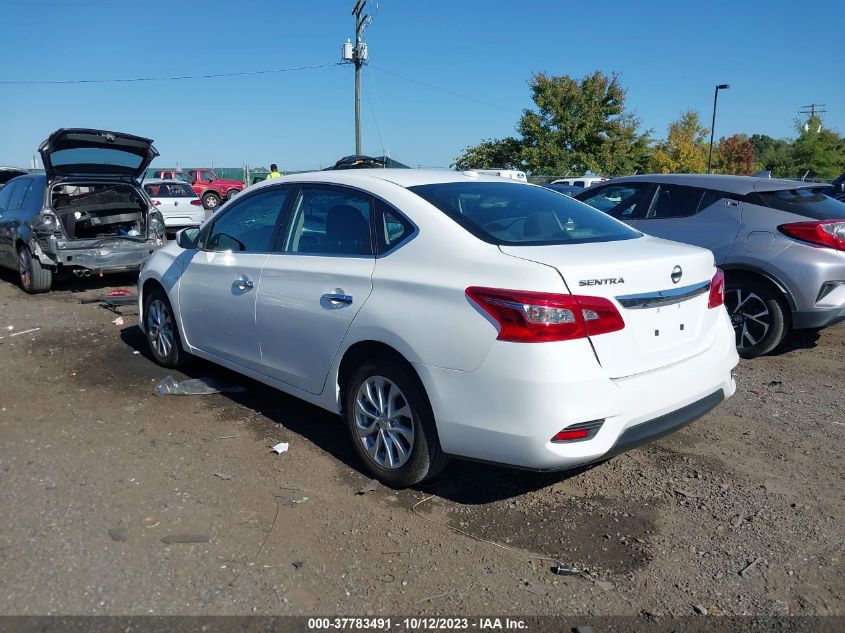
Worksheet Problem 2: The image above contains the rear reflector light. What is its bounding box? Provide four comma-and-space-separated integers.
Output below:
190, 199, 203, 206
551, 419, 604, 443
465, 287, 624, 342
779, 220, 845, 251
708, 268, 725, 309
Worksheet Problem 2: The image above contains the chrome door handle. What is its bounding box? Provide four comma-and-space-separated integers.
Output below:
322, 293, 353, 305
233, 275, 254, 290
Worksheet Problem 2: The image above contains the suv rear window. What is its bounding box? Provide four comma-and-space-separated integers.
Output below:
409, 182, 640, 246
751, 189, 845, 220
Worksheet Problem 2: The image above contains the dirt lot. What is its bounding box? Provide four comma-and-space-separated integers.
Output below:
0, 270, 842, 617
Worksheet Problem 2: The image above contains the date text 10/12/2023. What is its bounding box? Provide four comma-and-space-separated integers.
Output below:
307, 618, 529, 630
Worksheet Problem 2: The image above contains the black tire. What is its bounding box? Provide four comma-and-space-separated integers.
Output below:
344, 357, 448, 488
143, 287, 190, 367
202, 191, 221, 210
226, 189, 239, 200
18, 244, 52, 293
724, 277, 789, 358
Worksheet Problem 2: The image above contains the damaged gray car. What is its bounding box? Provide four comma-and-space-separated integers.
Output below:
0, 128, 166, 293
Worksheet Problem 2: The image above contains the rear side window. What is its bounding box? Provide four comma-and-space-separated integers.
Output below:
0, 180, 21, 210
375, 198, 414, 253
283, 186, 373, 256
8, 179, 32, 210
577, 184, 650, 219
410, 181, 640, 246
646, 185, 707, 219
751, 189, 845, 220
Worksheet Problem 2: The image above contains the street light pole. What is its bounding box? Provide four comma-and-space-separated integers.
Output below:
707, 83, 730, 173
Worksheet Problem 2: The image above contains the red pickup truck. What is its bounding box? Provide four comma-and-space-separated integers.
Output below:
151, 168, 243, 210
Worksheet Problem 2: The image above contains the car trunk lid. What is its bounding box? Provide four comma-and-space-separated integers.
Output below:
500, 236, 720, 378
39, 128, 159, 180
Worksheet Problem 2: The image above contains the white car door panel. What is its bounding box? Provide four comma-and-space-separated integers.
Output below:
176, 186, 290, 372
256, 185, 376, 394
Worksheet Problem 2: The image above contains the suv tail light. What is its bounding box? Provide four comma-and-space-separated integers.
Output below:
779, 220, 845, 251
190, 199, 203, 206
708, 268, 725, 309
465, 287, 624, 343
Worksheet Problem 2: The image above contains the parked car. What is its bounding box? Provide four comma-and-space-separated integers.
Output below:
151, 168, 243, 210
250, 173, 269, 185
828, 172, 845, 202
575, 174, 845, 357
0, 128, 166, 293
542, 183, 583, 197
473, 169, 528, 182
324, 155, 385, 170
1, 167, 28, 191
142, 179, 205, 231
553, 173, 607, 188
138, 170, 737, 486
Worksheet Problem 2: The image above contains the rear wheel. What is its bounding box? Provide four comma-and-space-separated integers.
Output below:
18, 244, 52, 293
344, 358, 448, 488
202, 191, 221, 210
226, 189, 239, 200
725, 277, 788, 358
144, 287, 190, 367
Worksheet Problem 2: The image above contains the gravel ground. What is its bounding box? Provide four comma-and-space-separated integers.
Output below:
0, 270, 842, 617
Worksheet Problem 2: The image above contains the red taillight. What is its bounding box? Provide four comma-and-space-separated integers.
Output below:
152, 200, 161, 206
708, 268, 725, 309
465, 287, 624, 343
190, 199, 203, 206
779, 220, 845, 251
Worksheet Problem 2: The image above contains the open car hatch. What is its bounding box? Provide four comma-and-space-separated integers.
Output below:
39, 128, 159, 179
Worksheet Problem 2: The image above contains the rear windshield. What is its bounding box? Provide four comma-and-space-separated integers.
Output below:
409, 181, 640, 246
144, 182, 196, 198
752, 189, 845, 220
50, 148, 143, 172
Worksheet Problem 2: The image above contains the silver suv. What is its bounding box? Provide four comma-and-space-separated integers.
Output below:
575, 174, 845, 357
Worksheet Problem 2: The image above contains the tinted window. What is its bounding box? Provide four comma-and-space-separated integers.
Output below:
0, 180, 20, 210
752, 189, 845, 220
8, 179, 32, 210
573, 180, 585, 187
646, 185, 706, 219
50, 148, 142, 169
578, 184, 649, 219
283, 186, 373, 255
145, 183, 195, 198
375, 198, 413, 253
206, 188, 288, 253
410, 182, 640, 246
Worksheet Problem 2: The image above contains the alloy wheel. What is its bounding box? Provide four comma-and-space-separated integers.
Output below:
725, 287, 771, 350
354, 376, 415, 470
147, 299, 174, 359
18, 248, 31, 291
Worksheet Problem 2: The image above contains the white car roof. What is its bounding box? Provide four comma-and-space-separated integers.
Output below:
251, 168, 529, 190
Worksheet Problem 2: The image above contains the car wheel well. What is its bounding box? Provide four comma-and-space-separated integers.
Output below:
337, 341, 420, 409
141, 278, 165, 306
723, 269, 792, 326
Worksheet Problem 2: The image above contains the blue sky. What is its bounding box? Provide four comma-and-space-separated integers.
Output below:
1, 0, 842, 172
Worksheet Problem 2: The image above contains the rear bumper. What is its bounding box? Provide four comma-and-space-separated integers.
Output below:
793, 305, 845, 329
416, 311, 738, 470
36, 236, 161, 273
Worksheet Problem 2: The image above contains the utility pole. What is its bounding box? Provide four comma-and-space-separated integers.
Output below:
799, 104, 827, 133
342, 1, 371, 155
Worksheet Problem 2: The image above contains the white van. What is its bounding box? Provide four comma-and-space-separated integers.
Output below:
473, 169, 527, 182
552, 175, 607, 188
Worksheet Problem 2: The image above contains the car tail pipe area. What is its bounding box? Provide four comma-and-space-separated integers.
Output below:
72, 269, 94, 278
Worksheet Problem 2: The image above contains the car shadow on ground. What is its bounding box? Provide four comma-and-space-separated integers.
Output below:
771, 327, 822, 355
120, 324, 584, 504
0, 266, 138, 294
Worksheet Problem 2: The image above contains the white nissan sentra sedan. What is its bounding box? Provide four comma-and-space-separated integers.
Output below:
138, 169, 738, 486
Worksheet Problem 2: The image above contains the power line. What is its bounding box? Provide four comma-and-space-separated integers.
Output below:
0, 62, 343, 85
370, 65, 520, 113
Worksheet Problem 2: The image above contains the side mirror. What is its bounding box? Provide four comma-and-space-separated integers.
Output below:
177, 227, 200, 249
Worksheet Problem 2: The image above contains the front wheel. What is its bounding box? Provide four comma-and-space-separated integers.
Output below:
344, 358, 448, 488
724, 278, 788, 358
202, 192, 221, 210
18, 244, 52, 293
143, 287, 190, 367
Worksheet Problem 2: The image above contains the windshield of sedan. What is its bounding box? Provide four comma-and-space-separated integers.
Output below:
409, 181, 641, 245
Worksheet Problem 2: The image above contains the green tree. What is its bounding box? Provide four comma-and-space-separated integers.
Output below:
790, 116, 845, 180
451, 137, 524, 171
453, 70, 652, 176
714, 134, 755, 175
649, 110, 709, 173
750, 134, 794, 177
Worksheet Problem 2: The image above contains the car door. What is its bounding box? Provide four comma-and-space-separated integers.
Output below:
0, 179, 35, 266
576, 183, 655, 225
0, 180, 22, 264
177, 186, 290, 371
634, 185, 742, 263
256, 184, 376, 394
